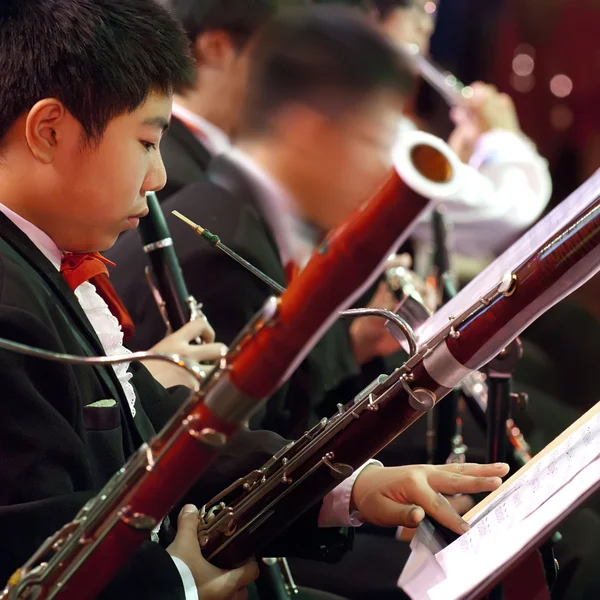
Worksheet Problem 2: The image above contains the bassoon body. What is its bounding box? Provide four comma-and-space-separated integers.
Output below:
197, 172, 600, 569
2, 133, 455, 599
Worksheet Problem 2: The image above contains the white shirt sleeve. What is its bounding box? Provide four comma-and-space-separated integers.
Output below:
171, 556, 198, 600
409, 129, 553, 258
318, 460, 383, 528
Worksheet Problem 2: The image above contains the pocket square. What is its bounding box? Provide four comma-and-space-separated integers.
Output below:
86, 399, 118, 408
83, 399, 120, 430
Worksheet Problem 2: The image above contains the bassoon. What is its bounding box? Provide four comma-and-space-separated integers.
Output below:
1, 132, 453, 599
195, 170, 600, 569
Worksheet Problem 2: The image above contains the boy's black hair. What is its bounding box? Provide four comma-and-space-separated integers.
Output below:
0, 0, 195, 146
241, 5, 415, 136
161, 0, 277, 50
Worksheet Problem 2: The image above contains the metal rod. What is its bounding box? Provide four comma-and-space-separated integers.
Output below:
486, 377, 511, 464
171, 212, 420, 357
172, 211, 286, 294
0, 338, 207, 391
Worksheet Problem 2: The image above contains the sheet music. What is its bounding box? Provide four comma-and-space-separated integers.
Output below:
427, 458, 600, 600
436, 410, 600, 574
398, 408, 600, 599
416, 169, 600, 345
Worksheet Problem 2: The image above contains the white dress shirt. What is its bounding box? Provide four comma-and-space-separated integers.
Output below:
397, 118, 552, 259
0, 201, 377, 599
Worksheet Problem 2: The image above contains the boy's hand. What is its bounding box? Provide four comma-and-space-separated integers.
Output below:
168, 505, 259, 600
143, 319, 227, 388
351, 463, 509, 534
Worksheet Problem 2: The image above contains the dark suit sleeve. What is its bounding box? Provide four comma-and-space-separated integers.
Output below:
162, 183, 362, 433
183, 426, 354, 564
131, 364, 353, 563
0, 306, 185, 599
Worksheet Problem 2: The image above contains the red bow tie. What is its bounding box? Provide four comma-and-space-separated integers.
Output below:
60, 252, 134, 342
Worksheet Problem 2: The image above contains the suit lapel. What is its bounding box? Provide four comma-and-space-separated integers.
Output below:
207, 156, 288, 285
0, 213, 107, 355
0, 213, 147, 445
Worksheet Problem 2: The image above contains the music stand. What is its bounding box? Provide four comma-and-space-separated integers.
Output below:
398, 402, 600, 599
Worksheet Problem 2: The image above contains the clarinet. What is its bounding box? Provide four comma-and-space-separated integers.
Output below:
196, 175, 600, 570
141, 192, 295, 599
398, 43, 472, 107
2, 137, 445, 598
139, 191, 201, 332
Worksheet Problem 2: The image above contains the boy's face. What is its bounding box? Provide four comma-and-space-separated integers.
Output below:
380, 1, 437, 54
46, 93, 171, 252
290, 90, 404, 231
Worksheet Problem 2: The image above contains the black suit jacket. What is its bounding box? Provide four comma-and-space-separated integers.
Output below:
157, 115, 212, 202
108, 156, 362, 438
0, 214, 349, 598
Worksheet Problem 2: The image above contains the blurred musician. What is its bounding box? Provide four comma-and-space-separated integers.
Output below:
155, 0, 277, 200
380, 0, 551, 262
109, 4, 414, 439
322, 0, 552, 269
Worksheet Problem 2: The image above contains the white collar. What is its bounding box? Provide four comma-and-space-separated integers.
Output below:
0, 203, 62, 270
225, 148, 316, 268
171, 103, 232, 156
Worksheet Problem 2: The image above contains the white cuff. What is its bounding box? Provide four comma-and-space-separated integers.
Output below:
318, 460, 383, 528
171, 556, 198, 600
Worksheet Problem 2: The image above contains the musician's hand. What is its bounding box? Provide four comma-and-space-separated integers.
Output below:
351, 462, 509, 534
385, 253, 413, 271
396, 494, 475, 542
448, 82, 522, 163
386, 253, 437, 313
349, 281, 402, 364
168, 505, 259, 600
143, 319, 227, 388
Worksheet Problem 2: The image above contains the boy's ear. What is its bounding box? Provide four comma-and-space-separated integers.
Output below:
193, 30, 238, 69
25, 99, 69, 163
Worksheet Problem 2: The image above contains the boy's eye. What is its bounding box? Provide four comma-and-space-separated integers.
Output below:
141, 141, 157, 152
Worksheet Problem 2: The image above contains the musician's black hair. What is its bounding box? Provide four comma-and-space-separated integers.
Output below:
310, 0, 415, 19
160, 0, 277, 51
0, 0, 194, 147
241, 5, 415, 137
369, 0, 415, 20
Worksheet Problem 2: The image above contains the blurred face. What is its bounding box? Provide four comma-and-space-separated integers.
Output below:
380, 1, 437, 54
192, 31, 255, 135
224, 45, 253, 136
31, 93, 171, 252
291, 91, 404, 231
